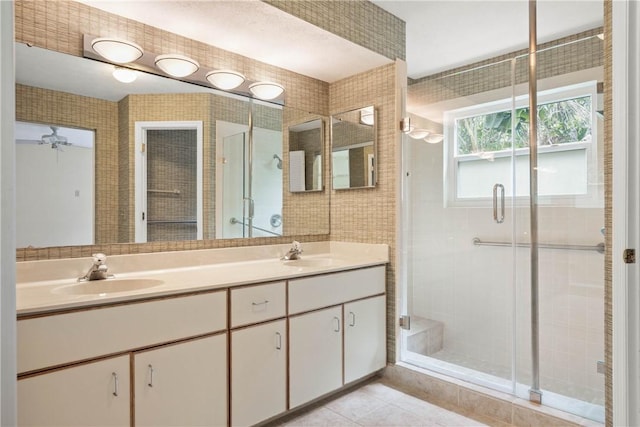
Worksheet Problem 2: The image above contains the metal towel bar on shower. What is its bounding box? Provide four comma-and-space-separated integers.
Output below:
472, 237, 605, 254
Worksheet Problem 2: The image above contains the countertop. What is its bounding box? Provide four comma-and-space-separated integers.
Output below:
16, 242, 389, 315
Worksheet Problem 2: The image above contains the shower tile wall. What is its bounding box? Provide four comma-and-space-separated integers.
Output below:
146, 129, 198, 242
407, 29, 605, 405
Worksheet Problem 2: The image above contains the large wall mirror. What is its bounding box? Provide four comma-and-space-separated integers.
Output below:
15, 43, 330, 249
288, 118, 324, 192
331, 106, 376, 190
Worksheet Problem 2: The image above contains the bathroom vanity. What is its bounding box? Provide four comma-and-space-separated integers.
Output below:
16, 242, 388, 427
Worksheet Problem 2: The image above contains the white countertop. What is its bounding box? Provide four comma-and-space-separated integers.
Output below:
17, 242, 389, 315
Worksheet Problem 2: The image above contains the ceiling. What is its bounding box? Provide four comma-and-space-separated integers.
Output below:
75, 0, 392, 83
372, 0, 604, 79
76, 1, 604, 83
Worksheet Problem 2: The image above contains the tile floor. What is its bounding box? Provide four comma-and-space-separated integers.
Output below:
275, 380, 510, 427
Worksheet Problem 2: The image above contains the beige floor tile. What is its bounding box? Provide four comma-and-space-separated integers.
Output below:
324, 388, 388, 421
280, 407, 360, 427
353, 403, 427, 427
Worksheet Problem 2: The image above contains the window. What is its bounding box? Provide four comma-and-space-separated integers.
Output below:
445, 81, 599, 206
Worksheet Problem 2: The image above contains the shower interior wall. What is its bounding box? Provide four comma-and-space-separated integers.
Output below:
406, 30, 605, 407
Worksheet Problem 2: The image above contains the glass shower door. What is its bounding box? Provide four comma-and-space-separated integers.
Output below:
401, 55, 525, 394
529, 2, 605, 421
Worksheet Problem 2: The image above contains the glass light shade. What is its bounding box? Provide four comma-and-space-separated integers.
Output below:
360, 107, 374, 125
112, 67, 138, 83
248, 82, 285, 100
424, 133, 444, 144
408, 128, 430, 139
155, 54, 200, 77
91, 37, 144, 64
206, 70, 245, 90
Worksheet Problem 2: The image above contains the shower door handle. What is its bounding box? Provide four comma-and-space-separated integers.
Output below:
493, 183, 505, 224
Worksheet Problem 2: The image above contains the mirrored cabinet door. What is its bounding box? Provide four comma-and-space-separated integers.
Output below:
331, 106, 376, 190
288, 118, 324, 193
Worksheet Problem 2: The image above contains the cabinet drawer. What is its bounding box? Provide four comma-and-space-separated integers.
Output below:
18, 290, 227, 374
231, 281, 286, 328
289, 266, 385, 314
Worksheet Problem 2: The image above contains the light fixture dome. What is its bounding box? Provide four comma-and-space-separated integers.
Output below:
155, 54, 200, 78
408, 128, 430, 139
112, 67, 138, 83
248, 81, 284, 100
91, 37, 144, 64
424, 133, 444, 144
206, 70, 246, 90
360, 107, 374, 125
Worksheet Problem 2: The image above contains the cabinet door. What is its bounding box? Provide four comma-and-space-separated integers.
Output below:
289, 306, 343, 408
344, 295, 387, 384
134, 333, 227, 427
18, 355, 130, 426
231, 319, 287, 426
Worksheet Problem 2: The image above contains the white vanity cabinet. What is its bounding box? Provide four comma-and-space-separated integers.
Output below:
17, 290, 227, 427
230, 282, 287, 426
18, 355, 130, 426
288, 266, 386, 409
289, 305, 344, 408
134, 334, 228, 427
344, 295, 387, 384
231, 319, 287, 426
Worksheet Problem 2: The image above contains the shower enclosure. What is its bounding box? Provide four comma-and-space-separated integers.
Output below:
216, 101, 283, 239
401, 1, 604, 422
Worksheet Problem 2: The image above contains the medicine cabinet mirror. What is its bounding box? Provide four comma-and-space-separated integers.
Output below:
331, 106, 376, 190
288, 118, 324, 192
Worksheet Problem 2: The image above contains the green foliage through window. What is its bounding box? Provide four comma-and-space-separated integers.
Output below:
456, 96, 592, 155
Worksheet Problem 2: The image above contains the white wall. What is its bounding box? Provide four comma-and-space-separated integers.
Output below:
15, 141, 94, 247
0, 0, 17, 423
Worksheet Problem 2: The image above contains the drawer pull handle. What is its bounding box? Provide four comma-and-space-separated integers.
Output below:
333, 316, 341, 332
252, 300, 269, 306
349, 311, 356, 327
275, 332, 282, 350
112, 372, 119, 397
148, 364, 154, 387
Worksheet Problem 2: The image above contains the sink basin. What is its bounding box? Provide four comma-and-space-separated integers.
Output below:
282, 258, 334, 268
53, 278, 165, 296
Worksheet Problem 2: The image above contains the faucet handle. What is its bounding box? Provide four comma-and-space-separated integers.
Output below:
292, 241, 302, 253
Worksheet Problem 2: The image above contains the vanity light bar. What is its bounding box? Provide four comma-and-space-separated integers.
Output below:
82, 34, 285, 104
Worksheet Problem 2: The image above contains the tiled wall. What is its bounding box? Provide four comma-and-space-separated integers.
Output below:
329, 62, 400, 363
603, 2, 612, 425
264, 0, 405, 62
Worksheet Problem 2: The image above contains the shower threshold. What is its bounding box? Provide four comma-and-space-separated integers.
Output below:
401, 350, 604, 423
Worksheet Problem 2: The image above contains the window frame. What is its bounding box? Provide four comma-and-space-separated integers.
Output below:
444, 80, 600, 208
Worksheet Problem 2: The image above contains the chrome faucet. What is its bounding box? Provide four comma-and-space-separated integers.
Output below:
282, 241, 303, 260
78, 253, 110, 281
